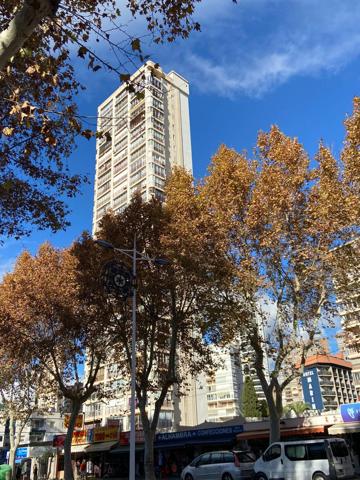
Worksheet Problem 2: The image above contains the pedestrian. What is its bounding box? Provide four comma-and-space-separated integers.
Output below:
86, 459, 93, 477
80, 460, 86, 480
94, 464, 100, 479
33, 464, 38, 480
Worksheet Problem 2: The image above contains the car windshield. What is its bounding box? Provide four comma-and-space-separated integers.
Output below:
190, 455, 202, 467
235, 451, 256, 463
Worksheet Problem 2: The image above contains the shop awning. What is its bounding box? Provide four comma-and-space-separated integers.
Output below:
71, 441, 118, 454
328, 422, 360, 435
71, 444, 89, 453
236, 425, 325, 440
110, 445, 144, 454
84, 442, 118, 453
154, 438, 236, 449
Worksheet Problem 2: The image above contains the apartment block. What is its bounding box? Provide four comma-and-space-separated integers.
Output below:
204, 347, 243, 422
301, 354, 357, 412
334, 239, 360, 399
93, 61, 192, 233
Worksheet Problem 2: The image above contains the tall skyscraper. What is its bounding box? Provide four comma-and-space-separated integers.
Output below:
93, 61, 192, 232
85, 62, 193, 431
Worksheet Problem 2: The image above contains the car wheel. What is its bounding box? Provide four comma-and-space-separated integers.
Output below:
222, 473, 233, 480
255, 473, 268, 480
185, 474, 193, 480
312, 473, 326, 480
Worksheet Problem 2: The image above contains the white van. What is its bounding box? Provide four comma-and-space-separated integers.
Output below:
254, 438, 355, 480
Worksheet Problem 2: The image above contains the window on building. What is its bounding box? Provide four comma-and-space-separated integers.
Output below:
157, 411, 173, 430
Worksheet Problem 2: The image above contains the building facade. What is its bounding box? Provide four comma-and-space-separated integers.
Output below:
301, 354, 357, 412
178, 343, 270, 426
204, 347, 243, 423
238, 337, 267, 403
89, 61, 271, 433
334, 239, 360, 399
93, 61, 192, 233
87, 61, 193, 432
283, 377, 305, 407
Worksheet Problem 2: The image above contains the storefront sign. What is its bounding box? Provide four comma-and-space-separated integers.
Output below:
53, 434, 66, 447
340, 402, 360, 422
301, 367, 324, 411
68, 426, 119, 446
119, 430, 144, 445
107, 418, 120, 427
72, 430, 88, 445
156, 425, 244, 445
15, 447, 28, 463
64, 413, 84, 430
93, 426, 119, 443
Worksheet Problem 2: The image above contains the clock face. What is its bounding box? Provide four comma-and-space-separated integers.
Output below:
114, 273, 126, 288
101, 260, 133, 299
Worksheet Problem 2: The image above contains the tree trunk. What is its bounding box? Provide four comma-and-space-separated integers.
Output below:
63, 399, 81, 480
268, 400, 281, 444
267, 382, 283, 444
143, 427, 156, 480
0, 0, 58, 70
8, 415, 17, 480
8, 413, 29, 480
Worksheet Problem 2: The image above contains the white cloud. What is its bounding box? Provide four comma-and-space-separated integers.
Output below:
155, 0, 360, 98
63, 0, 360, 100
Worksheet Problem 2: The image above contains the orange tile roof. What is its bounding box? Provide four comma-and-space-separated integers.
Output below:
304, 354, 352, 369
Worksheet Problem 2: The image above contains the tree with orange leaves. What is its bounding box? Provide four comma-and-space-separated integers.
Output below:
0, 243, 113, 480
166, 97, 360, 442
73, 196, 236, 480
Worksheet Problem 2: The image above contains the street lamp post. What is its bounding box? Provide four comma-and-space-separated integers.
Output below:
94, 237, 168, 480
130, 234, 137, 480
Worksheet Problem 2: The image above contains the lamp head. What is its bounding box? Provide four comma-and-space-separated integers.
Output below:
154, 258, 171, 266
94, 239, 114, 250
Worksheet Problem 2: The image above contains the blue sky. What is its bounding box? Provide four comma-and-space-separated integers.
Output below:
1, 0, 360, 336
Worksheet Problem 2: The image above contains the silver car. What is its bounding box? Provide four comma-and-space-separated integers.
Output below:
181, 450, 255, 480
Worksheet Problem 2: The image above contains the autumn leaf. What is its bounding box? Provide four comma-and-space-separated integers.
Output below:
2, 127, 14, 136
77, 46, 87, 58
131, 38, 141, 51
81, 129, 94, 139
119, 73, 131, 83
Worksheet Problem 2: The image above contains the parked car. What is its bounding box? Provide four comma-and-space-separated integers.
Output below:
181, 450, 256, 480
254, 438, 355, 480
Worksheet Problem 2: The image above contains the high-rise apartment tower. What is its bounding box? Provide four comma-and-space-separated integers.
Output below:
93, 61, 192, 232
86, 62, 192, 430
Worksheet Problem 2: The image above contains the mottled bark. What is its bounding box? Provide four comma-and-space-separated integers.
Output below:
8, 415, 17, 480
0, 0, 59, 70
